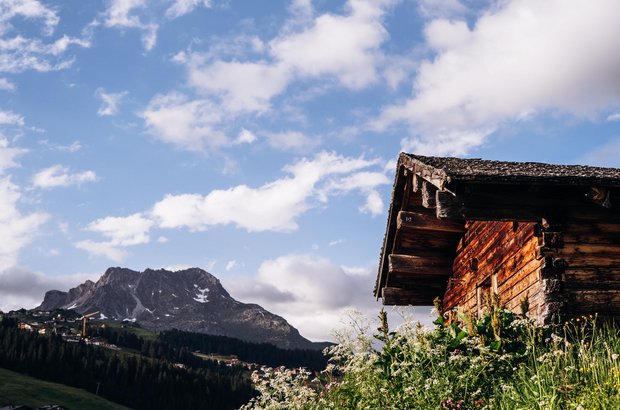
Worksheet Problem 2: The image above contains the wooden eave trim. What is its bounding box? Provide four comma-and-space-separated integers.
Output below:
399, 153, 451, 192
435, 175, 620, 187
375, 163, 408, 298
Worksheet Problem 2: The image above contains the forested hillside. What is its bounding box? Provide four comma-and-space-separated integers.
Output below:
158, 329, 329, 371
0, 317, 254, 409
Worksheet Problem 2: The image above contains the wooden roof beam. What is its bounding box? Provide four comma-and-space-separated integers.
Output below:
382, 286, 445, 306
387, 254, 451, 288
397, 210, 466, 233
422, 180, 437, 209
389, 254, 453, 274
436, 191, 542, 221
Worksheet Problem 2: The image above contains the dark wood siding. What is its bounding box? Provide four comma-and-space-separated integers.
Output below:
555, 210, 620, 320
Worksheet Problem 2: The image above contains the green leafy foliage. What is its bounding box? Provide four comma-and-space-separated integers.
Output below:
243, 309, 620, 410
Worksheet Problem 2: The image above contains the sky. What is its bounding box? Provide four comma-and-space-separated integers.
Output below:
1, 0, 620, 342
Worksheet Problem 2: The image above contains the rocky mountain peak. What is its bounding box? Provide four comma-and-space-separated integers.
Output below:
38, 267, 320, 350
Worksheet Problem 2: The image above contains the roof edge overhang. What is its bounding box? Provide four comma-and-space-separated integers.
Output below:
375, 152, 620, 306
374, 153, 464, 305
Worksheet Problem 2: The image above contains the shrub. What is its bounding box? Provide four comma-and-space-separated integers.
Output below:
242, 306, 620, 410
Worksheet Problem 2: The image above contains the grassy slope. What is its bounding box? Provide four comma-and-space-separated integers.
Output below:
0, 367, 129, 410
102, 321, 157, 340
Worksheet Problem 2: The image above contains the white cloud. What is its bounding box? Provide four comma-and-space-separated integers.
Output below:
102, 0, 158, 51
75, 213, 154, 261
177, 0, 394, 117
32, 165, 96, 189
325, 170, 390, 192
360, 189, 384, 216
151, 151, 381, 232
58, 141, 82, 153
401, 128, 494, 157
163, 263, 193, 272
0, 0, 59, 36
187, 58, 291, 113
0, 77, 15, 91
96, 88, 128, 116
103, 0, 146, 28
383, 54, 416, 90
0, 138, 48, 271
225, 260, 236, 271
270, 0, 392, 90
321, 170, 391, 216
372, 0, 620, 155
417, 0, 468, 19
46, 35, 91, 55
166, 0, 212, 19
38, 140, 83, 152
264, 130, 320, 152
85, 213, 153, 246
235, 128, 257, 144
224, 254, 382, 341
0, 138, 26, 172
77, 153, 386, 264
607, 112, 620, 122
0, 267, 96, 311
0, 0, 89, 74
140, 92, 227, 151
141, 0, 401, 153
0, 35, 90, 74
289, 0, 313, 20
141, 22, 157, 51
74, 240, 126, 262
0, 110, 24, 125
0, 177, 48, 270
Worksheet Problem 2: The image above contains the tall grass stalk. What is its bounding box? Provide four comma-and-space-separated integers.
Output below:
496, 315, 620, 409
242, 310, 620, 410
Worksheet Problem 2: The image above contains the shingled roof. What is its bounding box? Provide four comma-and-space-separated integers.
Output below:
401, 154, 620, 191
374, 153, 620, 305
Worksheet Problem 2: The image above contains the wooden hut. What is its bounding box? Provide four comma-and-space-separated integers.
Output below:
375, 153, 620, 323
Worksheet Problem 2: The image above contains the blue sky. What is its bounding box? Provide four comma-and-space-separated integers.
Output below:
1, 0, 619, 341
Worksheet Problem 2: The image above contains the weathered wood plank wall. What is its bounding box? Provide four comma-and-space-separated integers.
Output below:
444, 221, 544, 318
554, 209, 620, 320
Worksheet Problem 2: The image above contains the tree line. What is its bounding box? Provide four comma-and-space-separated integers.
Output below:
90, 325, 328, 371
0, 317, 255, 409
158, 329, 329, 371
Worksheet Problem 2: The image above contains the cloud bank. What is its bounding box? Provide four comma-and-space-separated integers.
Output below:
372, 0, 620, 155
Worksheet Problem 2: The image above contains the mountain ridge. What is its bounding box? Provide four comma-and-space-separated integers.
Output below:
38, 266, 324, 350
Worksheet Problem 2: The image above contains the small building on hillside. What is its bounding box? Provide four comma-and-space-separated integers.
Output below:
375, 153, 620, 323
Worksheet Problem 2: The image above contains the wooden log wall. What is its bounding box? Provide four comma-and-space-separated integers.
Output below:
547, 207, 620, 321
445, 221, 544, 318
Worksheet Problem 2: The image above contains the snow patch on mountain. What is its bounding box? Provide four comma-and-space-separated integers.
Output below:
193, 285, 210, 303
